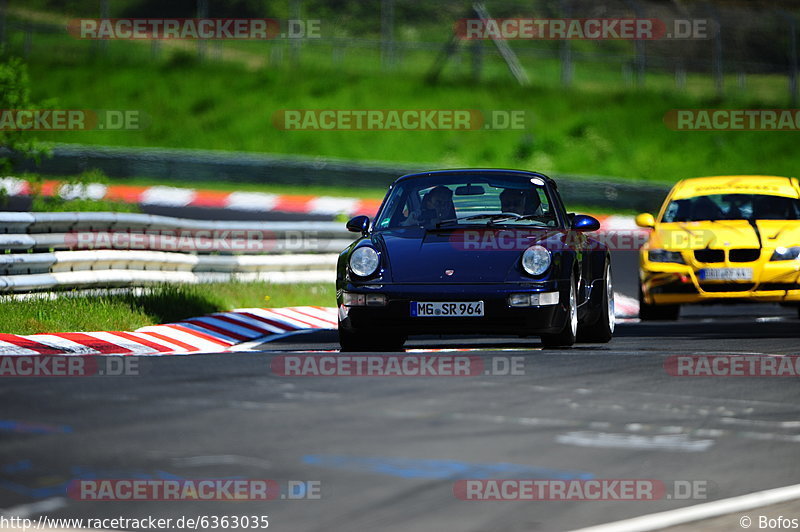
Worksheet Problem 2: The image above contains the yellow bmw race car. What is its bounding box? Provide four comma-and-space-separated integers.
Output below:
636, 175, 800, 320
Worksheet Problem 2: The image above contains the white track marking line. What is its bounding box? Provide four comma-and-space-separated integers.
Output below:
572, 482, 800, 532
556, 431, 714, 452
172, 454, 273, 470
720, 417, 800, 429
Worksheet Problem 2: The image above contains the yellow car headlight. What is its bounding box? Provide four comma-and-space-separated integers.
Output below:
770, 246, 800, 261
648, 249, 685, 264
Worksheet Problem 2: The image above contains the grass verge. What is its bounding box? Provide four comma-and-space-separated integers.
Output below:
0, 282, 335, 335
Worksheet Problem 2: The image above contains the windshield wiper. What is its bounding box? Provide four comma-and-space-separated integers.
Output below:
460, 213, 523, 225
432, 217, 463, 228
431, 215, 498, 229
514, 214, 552, 223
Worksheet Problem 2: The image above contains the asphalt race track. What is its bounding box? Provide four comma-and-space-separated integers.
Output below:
1, 250, 799, 531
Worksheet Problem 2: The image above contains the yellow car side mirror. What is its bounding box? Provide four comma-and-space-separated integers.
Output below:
635, 213, 656, 228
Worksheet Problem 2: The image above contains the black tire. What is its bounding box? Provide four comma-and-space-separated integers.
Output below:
338, 327, 406, 352
638, 285, 680, 321
578, 262, 615, 343
541, 278, 577, 347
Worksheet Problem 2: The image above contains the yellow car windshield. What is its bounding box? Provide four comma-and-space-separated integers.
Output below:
662, 193, 800, 222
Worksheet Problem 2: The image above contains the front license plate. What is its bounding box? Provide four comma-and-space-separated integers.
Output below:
411, 301, 484, 317
698, 268, 753, 281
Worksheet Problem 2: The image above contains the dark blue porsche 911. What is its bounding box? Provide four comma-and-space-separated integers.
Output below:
336, 169, 614, 350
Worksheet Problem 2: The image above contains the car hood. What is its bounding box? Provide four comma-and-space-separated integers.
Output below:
652, 220, 800, 250
376, 229, 544, 283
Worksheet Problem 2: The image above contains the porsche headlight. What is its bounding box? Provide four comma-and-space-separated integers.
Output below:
521, 245, 551, 276
349, 246, 380, 277
770, 246, 800, 261
648, 249, 685, 264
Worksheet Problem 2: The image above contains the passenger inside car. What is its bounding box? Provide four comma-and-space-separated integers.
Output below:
500, 188, 542, 215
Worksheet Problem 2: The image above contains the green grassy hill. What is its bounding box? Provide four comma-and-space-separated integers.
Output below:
5, 6, 798, 184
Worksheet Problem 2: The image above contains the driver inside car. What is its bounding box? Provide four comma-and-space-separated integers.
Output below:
402, 185, 456, 226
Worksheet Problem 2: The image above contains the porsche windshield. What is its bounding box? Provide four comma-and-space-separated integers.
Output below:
374, 176, 560, 230
662, 193, 800, 222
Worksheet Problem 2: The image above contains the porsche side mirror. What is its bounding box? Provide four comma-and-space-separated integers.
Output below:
346, 215, 370, 235
571, 214, 601, 232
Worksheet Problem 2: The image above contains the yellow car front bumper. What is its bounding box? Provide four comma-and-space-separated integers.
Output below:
640, 255, 800, 305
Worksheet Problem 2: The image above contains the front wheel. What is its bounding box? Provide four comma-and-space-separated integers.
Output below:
338, 327, 406, 352
638, 285, 680, 321
578, 262, 615, 343
541, 278, 577, 347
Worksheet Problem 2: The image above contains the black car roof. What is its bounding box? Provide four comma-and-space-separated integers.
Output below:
394, 169, 558, 188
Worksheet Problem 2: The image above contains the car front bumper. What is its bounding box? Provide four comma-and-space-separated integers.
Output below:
337, 280, 572, 335
641, 258, 800, 305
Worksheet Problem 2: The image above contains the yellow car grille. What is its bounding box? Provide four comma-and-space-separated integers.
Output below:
693, 249, 761, 263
